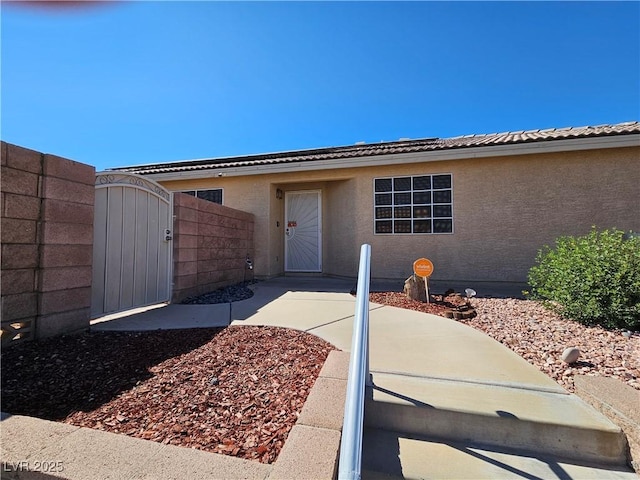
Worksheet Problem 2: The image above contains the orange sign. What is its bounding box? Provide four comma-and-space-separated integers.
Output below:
413, 258, 434, 278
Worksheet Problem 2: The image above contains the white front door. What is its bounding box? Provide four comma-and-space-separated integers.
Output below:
285, 190, 322, 272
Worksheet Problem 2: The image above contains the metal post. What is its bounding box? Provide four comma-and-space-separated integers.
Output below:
424, 276, 430, 303
338, 244, 371, 480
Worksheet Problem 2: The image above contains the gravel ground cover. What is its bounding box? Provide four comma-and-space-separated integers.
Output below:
369, 292, 640, 392
1, 325, 335, 464
181, 281, 256, 304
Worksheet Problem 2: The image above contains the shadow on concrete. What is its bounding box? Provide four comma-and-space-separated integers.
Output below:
369, 384, 435, 409
362, 426, 402, 479
446, 441, 633, 479
363, 429, 633, 479
91, 303, 231, 331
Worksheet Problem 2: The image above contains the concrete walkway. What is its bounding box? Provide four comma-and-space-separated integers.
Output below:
90, 276, 527, 332
230, 278, 637, 478
3, 277, 637, 479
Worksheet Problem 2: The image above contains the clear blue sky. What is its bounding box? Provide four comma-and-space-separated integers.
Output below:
2, 1, 639, 171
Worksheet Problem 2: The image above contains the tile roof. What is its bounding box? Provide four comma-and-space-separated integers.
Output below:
113, 121, 640, 175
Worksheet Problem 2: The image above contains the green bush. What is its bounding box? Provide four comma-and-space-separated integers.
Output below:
527, 227, 640, 330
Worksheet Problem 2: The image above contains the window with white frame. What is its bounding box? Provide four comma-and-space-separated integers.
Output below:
181, 188, 223, 205
374, 174, 453, 234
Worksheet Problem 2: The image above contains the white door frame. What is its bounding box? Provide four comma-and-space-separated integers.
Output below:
284, 190, 322, 272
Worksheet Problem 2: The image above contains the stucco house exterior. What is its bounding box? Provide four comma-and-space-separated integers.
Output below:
113, 121, 640, 286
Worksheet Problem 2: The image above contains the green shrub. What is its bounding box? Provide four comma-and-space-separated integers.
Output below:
527, 227, 640, 330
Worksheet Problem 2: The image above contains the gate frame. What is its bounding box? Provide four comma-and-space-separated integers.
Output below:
92, 172, 174, 317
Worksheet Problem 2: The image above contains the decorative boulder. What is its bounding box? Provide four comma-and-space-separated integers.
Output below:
404, 274, 428, 302
561, 347, 580, 364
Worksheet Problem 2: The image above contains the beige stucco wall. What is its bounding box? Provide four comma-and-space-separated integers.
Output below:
159, 146, 639, 284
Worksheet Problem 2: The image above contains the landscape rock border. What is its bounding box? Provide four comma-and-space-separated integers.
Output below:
574, 375, 640, 473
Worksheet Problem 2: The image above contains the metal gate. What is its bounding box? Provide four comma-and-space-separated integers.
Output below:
91, 172, 173, 317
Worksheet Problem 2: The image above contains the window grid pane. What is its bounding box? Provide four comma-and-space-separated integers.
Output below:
413, 206, 431, 218
433, 175, 452, 189
375, 193, 392, 206
375, 178, 392, 192
433, 190, 451, 204
393, 177, 412, 191
413, 191, 431, 204
413, 176, 431, 190
394, 192, 411, 205
394, 220, 412, 234
434, 219, 453, 233
433, 205, 452, 217
373, 174, 452, 234
375, 220, 393, 234
413, 220, 432, 233
394, 206, 412, 218
375, 207, 392, 219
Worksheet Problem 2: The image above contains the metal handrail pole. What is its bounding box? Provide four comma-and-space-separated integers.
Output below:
338, 244, 371, 480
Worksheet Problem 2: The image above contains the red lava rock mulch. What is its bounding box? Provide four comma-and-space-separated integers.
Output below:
371, 291, 475, 319
1, 325, 336, 464
369, 292, 640, 392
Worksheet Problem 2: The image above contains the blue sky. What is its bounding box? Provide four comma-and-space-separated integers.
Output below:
2, 1, 639, 171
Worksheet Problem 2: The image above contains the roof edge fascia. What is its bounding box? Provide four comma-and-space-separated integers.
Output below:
144, 134, 640, 182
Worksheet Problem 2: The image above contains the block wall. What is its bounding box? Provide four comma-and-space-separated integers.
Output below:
1, 142, 94, 345
172, 192, 255, 302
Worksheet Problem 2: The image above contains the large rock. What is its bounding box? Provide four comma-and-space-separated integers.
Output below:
561, 347, 581, 364
404, 274, 429, 302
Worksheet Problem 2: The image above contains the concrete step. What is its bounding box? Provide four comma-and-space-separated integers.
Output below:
361, 427, 638, 480
365, 372, 629, 466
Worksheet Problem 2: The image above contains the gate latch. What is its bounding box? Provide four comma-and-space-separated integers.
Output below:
164, 229, 172, 241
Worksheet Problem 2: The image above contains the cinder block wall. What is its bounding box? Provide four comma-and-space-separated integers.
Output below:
1, 142, 95, 345
172, 192, 255, 302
